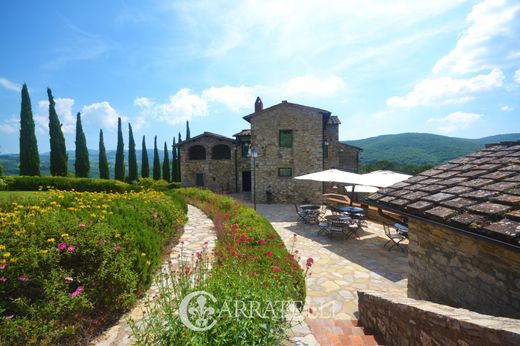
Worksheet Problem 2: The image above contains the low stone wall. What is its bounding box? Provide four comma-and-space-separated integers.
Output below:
408, 219, 520, 319
358, 290, 520, 346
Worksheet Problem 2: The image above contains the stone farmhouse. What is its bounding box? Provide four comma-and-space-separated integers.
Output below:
361, 141, 520, 345
177, 97, 361, 203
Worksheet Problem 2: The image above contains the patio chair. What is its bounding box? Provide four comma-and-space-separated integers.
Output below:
383, 223, 407, 252
317, 206, 329, 236
295, 204, 308, 223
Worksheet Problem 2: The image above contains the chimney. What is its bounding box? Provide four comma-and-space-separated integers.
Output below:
255, 97, 263, 113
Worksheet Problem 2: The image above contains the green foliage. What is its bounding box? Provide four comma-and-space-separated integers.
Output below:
177, 132, 182, 182
135, 188, 307, 345
171, 138, 178, 182
47, 88, 68, 176
0, 165, 3, 177
185, 120, 190, 140
19, 84, 40, 176
74, 113, 90, 178
360, 160, 434, 175
98, 130, 110, 179
114, 118, 125, 181
0, 189, 187, 345
2, 176, 135, 193
0, 179, 6, 191
162, 142, 170, 182
128, 124, 138, 182
152, 136, 161, 181
141, 136, 149, 178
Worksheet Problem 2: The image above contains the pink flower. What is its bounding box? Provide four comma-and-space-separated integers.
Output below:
184, 266, 191, 275
257, 239, 266, 245
0, 263, 7, 270
79, 223, 86, 228
18, 275, 28, 281
0, 277, 7, 282
67, 245, 76, 252
272, 267, 281, 273
114, 245, 121, 251
70, 286, 84, 298
58, 242, 67, 251
306, 257, 314, 268
308, 307, 314, 314
64, 276, 74, 283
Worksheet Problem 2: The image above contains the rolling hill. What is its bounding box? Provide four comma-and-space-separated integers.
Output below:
344, 133, 520, 165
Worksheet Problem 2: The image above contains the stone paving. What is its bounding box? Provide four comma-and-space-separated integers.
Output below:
91, 205, 216, 346
255, 204, 409, 345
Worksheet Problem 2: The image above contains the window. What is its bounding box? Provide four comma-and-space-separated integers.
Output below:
196, 173, 204, 186
242, 142, 251, 158
278, 168, 292, 177
188, 145, 206, 160
211, 144, 231, 160
279, 130, 293, 148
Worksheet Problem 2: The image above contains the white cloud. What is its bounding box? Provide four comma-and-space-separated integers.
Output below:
433, 0, 520, 74
286, 75, 346, 97
515, 68, 520, 83
202, 85, 256, 112
500, 105, 513, 111
156, 89, 207, 125
387, 68, 504, 108
428, 111, 482, 132
81, 101, 127, 130
0, 115, 18, 134
133, 97, 154, 107
0, 78, 20, 92
36, 98, 76, 133
133, 116, 148, 131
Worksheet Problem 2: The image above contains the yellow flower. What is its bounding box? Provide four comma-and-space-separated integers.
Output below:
146, 260, 151, 266
3, 252, 11, 258
0, 259, 6, 264
141, 252, 146, 257
0, 245, 5, 250
50, 201, 57, 206
40, 249, 48, 254
9, 258, 16, 263
47, 238, 55, 243
61, 233, 69, 238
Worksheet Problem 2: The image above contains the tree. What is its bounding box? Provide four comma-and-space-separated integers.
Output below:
162, 142, 171, 182
99, 130, 109, 179
152, 136, 161, 180
74, 112, 90, 177
114, 117, 125, 181
19, 83, 40, 176
177, 132, 182, 182
128, 123, 138, 182
48, 88, 68, 176
141, 136, 149, 178
171, 138, 177, 182
186, 120, 191, 140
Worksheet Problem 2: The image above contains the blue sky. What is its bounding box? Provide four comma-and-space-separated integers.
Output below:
1, 0, 519, 154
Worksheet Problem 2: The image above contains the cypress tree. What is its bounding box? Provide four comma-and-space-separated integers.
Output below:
162, 142, 170, 182
186, 120, 191, 140
19, 83, 40, 176
177, 132, 182, 182
128, 123, 138, 182
114, 117, 125, 181
74, 112, 90, 177
153, 136, 161, 180
141, 136, 149, 178
171, 138, 177, 182
99, 129, 109, 179
48, 88, 68, 176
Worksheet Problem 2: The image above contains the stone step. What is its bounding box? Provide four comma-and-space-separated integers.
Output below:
306, 318, 386, 345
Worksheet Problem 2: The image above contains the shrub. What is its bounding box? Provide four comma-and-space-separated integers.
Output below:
2, 176, 135, 193
0, 179, 6, 191
0, 189, 187, 345
133, 188, 308, 345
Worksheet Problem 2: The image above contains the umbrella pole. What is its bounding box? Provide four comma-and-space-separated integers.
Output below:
350, 185, 355, 206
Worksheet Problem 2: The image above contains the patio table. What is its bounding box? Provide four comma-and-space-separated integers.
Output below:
299, 204, 320, 210
322, 215, 359, 239
338, 206, 364, 214
394, 223, 409, 238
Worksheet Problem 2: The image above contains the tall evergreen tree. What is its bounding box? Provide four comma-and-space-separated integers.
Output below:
152, 136, 161, 180
99, 129, 109, 179
171, 138, 178, 182
74, 112, 90, 177
48, 88, 68, 176
186, 120, 191, 140
19, 83, 40, 176
177, 132, 182, 182
141, 135, 149, 178
162, 142, 171, 182
114, 117, 125, 181
128, 123, 138, 182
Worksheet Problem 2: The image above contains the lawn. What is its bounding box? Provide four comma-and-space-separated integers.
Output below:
0, 191, 46, 204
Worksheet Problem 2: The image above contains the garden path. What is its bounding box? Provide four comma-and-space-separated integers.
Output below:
92, 205, 216, 346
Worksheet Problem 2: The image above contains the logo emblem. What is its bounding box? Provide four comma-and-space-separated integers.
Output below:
179, 291, 218, 331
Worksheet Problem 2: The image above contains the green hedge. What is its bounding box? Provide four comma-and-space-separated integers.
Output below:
3, 176, 134, 193
0, 189, 187, 345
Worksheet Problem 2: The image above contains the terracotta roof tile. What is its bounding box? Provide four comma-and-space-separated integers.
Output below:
432, 171, 459, 179
442, 186, 473, 194
505, 174, 520, 182
500, 164, 520, 171
459, 178, 494, 188
458, 170, 489, 178
441, 197, 477, 209
460, 189, 498, 200
466, 202, 511, 216
417, 184, 445, 193
420, 169, 445, 177
422, 192, 455, 203
424, 206, 458, 220
482, 181, 518, 193
482, 219, 520, 242
388, 198, 410, 208
405, 175, 428, 183
407, 200, 433, 212
489, 194, 520, 206
507, 210, 520, 222
438, 177, 469, 187
480, 171, 516, 180
450, 213, 487, 228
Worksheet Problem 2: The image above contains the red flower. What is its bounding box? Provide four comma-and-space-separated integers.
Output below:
114, 245, 121, 251
185, 266, 191, 275
18, 275, 28, 281
257, 239, 266, 245
265, 250, 273, 257
0, 277, 7, 282
306, 257, 314, 267
309, 307, 314, 314
272, 267, 281, 273
268, 233, 277, 240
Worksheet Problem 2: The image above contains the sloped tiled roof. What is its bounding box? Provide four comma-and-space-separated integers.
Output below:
176, 132, 236, 146
365, 141, 520, 247
328, 116, 341, 125
243, 101, 331, 122
233, 129, 251, 137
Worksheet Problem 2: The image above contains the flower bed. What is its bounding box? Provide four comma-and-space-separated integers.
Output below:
0, 189, 187, 345
134, 188, 308, 345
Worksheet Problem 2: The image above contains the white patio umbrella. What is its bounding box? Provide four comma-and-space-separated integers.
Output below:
293, 169, 367, 185
344, 184, 379, 193
361, 170, 412, 188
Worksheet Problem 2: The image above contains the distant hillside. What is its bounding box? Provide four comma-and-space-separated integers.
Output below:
0, 149, 163, 177
343, 133, 520, 165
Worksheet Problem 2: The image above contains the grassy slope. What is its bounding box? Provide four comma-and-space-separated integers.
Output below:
344, 132, 520, 165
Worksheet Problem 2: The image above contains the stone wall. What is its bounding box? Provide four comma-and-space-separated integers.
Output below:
179, 136, 237, 193
250, 104, 324, 203
358, 290, 520, 346
408, 219, 520, 319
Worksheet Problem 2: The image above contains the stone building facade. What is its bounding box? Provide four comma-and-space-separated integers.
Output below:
178, 98, 361, 203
